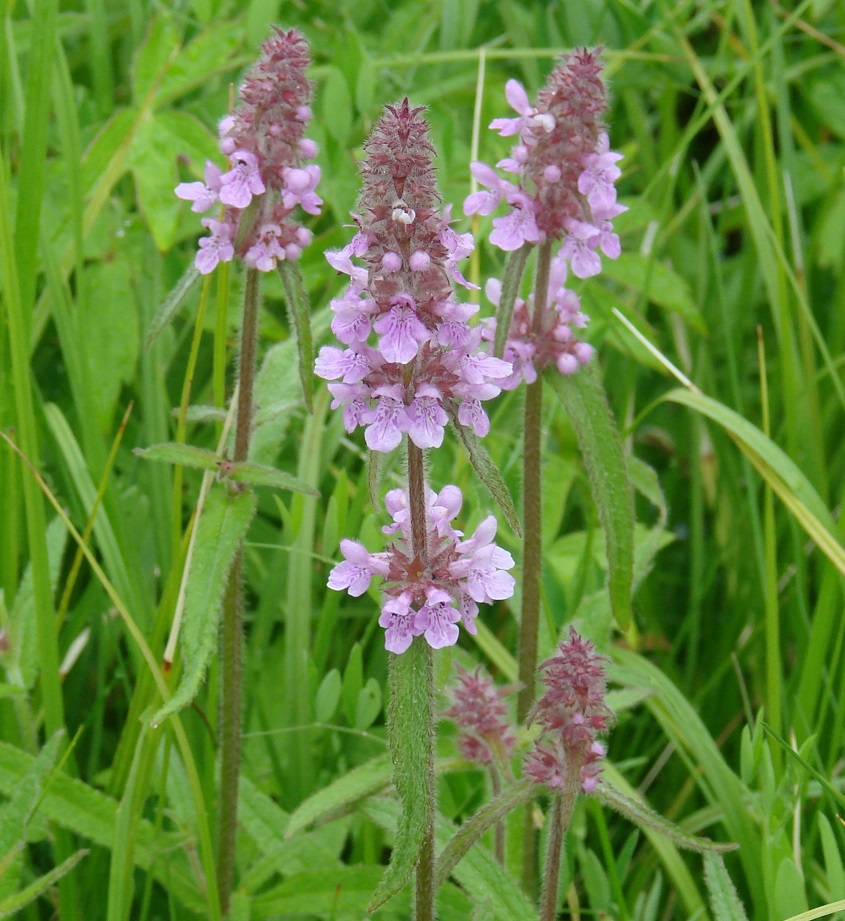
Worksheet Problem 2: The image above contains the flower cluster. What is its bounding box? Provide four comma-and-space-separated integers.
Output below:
443, 666, 516, 766
524, 628, 613, 794
315, 99, 512, 452
175, 28, 321, 274
328, 485, 515, 652
481, 254, 594, 390
465, 48, 624, 277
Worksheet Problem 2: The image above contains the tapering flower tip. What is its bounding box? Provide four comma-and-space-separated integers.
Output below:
524, 627, 614, 794
444, 666, 516, 766
327, 485, 516, 653
465, 46, 624, 276
175, 27, 321, 274
315, 102, 512, 453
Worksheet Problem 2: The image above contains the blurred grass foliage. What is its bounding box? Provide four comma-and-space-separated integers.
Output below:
2, 0, 845, 918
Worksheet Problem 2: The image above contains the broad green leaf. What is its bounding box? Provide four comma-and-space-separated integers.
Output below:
126, 116, 181, 251
435, 778, 533, 886
774, 855, 808, 918
546, 362, 633, 630
369, 639, 434, 910
0, 743, 200, 910
664, 388, 845, 577
7, 517, 66, 691
818, 814, 845, 907
602, 253, 704, 332
135, 442, 221, 473
276, 260, 314, 412
596, 781, 737, 854
79, 258, 140, 430
0, 730, 64, 900
153, 23, 243, 109
145, 263, 201, 349
314, 669, 343, 723
228, 461, 320, 496
445, 400, 522, 537
286, 754, 393, 839
0, 848, 88, 919
355, 678, 382, 730
322, 67, 353, 146
132, 14, 181, 103
494, 244, 531, 357
151, 485, 257, 725
342, 643, 364, 727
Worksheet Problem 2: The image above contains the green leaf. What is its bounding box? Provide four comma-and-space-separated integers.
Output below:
445, 400, 522, 537
314, 669, 342, 723
354, 678, 382, 730
145, 263, 201, 350
131, 14, 181, 103
276, 260, 314, 412
285, 754, 393, 839
153, 23, 243, 109
596, 781, 737, 854
126, 115, 182, 251
369, 640, 434, 911
435, 778, 533, 886
546, 362, 634, 630
135, 442, 221, 472
602, 253, 704, 332
368, 449, 382, 511
494, 244, 531, 357
150, 485, 257, 725
0, 848, 88, 919
322, 67, 354, 146
228, 462, 320, 496
663, 388, 845, 577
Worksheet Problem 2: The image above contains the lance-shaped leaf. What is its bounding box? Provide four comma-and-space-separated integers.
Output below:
445, 400, 521, 537
435, 778, 533, 886
277, 260, 314, 413
286, 755, 393, 839
151, 485, 256, 725
228, 462, 319, 496
546, 362, 633, 630
367, 449, 382, 511
493, 244, 532, 357
369, 640, 434, 911
135, 442, 221, 472
703, 852, 750, 921
144, 263, 201, 350
0, 849, 88, 919
596, 780, 737, 854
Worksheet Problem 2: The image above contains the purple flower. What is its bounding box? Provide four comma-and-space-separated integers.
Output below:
329, 485, 515, 652
174, 28, 320, 271
195, 219, 235, 275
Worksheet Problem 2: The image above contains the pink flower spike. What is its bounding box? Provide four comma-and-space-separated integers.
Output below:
195, 219, 235, 274
373, 296, 430, 364
175, 161, 222, 213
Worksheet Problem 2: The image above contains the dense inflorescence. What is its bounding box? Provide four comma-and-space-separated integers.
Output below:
315, 99, 512, 452
444, 667, 517, 766
524, 628, 614, 794
175, 28, 321, 274
327, 486, 515, 652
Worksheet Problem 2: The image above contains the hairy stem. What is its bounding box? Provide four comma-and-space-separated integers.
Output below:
406, 440, 436, 921
518, 240, 554, 897
491, 768, 505, 865
539, 776, 579, 921
218, 268, 260, 915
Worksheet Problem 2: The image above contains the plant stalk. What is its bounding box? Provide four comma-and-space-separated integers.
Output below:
407, 440, 436, 921
518, 240, 554, 897
538, 784, 576, 921
217, 268, 260, 915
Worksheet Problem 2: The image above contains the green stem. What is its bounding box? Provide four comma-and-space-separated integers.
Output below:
518, 241, 554, 897
490, 769, 505, 865
406, 441, 436, 921
539, 771, 579, 921
217, 268, 260, 915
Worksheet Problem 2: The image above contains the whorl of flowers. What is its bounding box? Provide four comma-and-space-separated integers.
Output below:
327, 485, 515, 653
315, 99, 512, 453
175, 28, 321, 274
443, 666, 516, 766
524, 627, 614, 794
465, 47, 624, 278
481, 253, 594, 390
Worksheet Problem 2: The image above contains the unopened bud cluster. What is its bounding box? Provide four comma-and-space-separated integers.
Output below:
525, 627, 613, 794
175, 28, 321, 274
444, 667, 516, 766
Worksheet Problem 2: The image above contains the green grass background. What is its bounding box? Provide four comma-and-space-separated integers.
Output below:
2, 0, 845, 919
